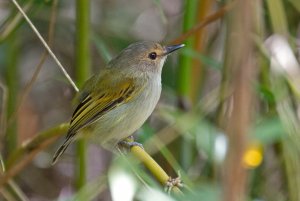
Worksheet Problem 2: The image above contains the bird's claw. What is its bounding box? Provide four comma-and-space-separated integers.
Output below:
117, 136, 144, 151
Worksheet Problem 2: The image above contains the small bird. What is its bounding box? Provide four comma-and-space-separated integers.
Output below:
52, 41, 184, 164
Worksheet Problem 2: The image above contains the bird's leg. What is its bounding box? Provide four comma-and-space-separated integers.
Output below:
117, 136, 144, 152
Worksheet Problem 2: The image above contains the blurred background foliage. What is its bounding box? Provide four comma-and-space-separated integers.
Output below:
0, 0, 300, 200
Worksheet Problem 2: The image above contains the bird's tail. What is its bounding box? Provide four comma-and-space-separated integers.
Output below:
52, 137, 73, 165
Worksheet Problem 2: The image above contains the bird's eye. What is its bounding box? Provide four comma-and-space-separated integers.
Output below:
148, 52, 157, 60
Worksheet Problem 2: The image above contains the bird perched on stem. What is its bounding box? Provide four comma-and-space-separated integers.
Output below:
52, 41, 184, 164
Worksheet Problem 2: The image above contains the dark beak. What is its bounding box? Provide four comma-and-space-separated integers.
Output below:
164, 44, 185, 55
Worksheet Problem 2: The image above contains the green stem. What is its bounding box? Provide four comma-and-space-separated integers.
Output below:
75, 0, 90, 190
75, 0, 91, 87
177, 0, 198, 98
265, 0, 288, 35
5, 29, 20, 155
130, 145, 183, 194
177, 0, 198, 171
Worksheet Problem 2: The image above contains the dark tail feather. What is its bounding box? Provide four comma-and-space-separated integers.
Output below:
52, 138, 73, 165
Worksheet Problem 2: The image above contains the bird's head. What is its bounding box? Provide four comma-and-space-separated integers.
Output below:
108, 41, 184, 75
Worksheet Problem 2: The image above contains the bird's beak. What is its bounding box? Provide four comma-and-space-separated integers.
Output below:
164, 44, 185, 55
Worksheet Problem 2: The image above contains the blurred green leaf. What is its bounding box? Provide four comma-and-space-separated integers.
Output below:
64, 176, 106, 201
181, 48, 222, 70
253, 117, 285, 144
138, 123, 156, 143
184, 184, 221, 201
92, 34, 113, 63
257, 84, 275, 103
193, 120, 217, 157
137, 187, 177, 201
288, 0, 300, 13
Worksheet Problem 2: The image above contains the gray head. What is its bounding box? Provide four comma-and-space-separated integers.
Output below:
108, 41, 184, 74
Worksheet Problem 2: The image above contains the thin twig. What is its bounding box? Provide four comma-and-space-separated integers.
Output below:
10, 0, 79, 92
0, 187, 16, 201
8, 0, 59, 127
170, 2, 235, 44
7, 181, 29, 201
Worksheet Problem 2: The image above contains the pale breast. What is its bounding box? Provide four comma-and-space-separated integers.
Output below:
89, 75, 162, 149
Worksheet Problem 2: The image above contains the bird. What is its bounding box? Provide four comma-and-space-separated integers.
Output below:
52, 41, 184, 164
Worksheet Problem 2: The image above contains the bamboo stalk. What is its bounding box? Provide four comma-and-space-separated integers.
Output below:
75, 0, 91, 191
176, 0, 198, 172
130, 145, 183, 194
177, 0, 197, 102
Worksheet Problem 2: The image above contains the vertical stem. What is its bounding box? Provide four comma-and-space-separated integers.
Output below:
265, 0, 288, 35
221, 0, 255, 200
177, 0, 198, 171
75, 0, 90, 190
177, 0, 198, 103
181, 0, 214, 172
75, 0, 91, 87
5, 30, 20, 155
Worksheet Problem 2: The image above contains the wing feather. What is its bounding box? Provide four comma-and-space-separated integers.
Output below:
68, 78, 137, 137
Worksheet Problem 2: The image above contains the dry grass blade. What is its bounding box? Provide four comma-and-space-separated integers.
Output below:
8, 0, 59, 127
10, 0, 79, 92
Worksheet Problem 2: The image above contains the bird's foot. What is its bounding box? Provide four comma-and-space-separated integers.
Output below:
117, 136, 144, 152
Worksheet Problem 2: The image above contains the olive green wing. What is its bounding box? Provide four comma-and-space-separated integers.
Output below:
69, 79, 137, 134
52, 77, 141, 164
